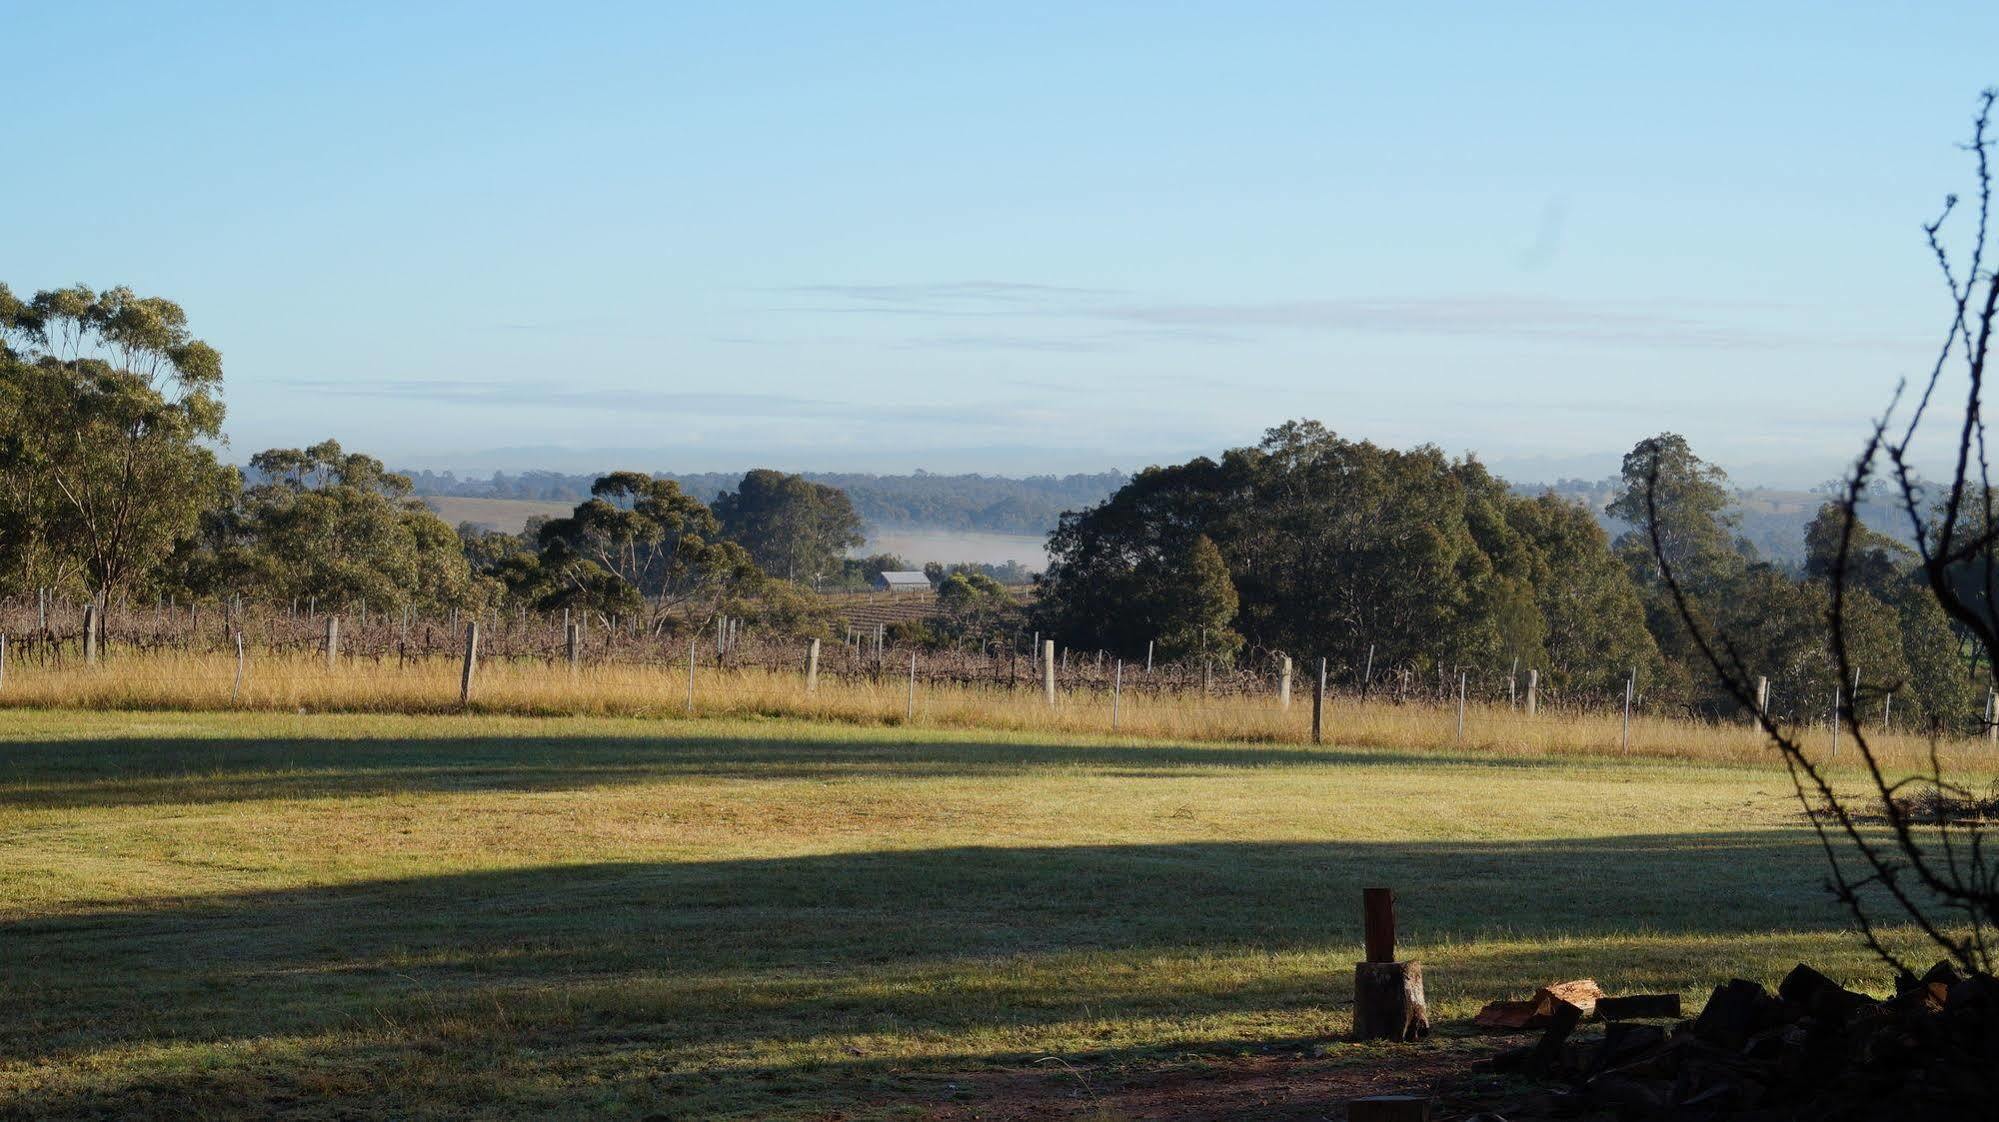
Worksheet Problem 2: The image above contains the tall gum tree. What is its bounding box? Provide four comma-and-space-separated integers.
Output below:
0, 284, 228, 610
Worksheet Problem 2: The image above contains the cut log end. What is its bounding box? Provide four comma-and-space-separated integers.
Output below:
1353, 961, 1430, 1042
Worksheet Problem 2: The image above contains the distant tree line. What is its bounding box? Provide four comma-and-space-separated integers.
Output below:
404, 467, 1127, 536
1034, 422, 1982, 726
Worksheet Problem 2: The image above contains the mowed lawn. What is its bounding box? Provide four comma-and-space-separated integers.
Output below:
0, 710, 1930, 1118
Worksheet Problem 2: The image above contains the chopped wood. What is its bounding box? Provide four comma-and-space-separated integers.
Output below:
1596, 992, 1682, 1020
1472, 977, 1603, 1029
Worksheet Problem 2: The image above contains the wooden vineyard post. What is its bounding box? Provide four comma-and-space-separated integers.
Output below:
82, 603, 98, 666
232, 631, 246, 704
1278, 655, 1293, 710
1621, 670, 1634, 754
1111, 659, 1123, 731
1312, 657, 1325, 745
905, 651, 916, 721
1455, 672, 1466, 743
1042, 639, 1056, 707
686, 637, 697, 714
1753, 676, 1769, 726
0, 634, 7, 693
1145, 639, 1154, 673
459, 621, 479, 707
1832, 687, 1841, 759
1524, 668, 1538, 716
1353, 887, 1429, 1042
1361, 643, 1375, 700
325, 615, 340, 672
565, 621, 580, 674
805, 638, 820, 693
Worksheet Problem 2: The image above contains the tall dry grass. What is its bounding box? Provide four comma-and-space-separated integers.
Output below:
3, 649, 1993, 771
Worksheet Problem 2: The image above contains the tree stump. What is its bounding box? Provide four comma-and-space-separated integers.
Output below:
1353, 961, 1430, 1041
1347, 1094, 1431, 1122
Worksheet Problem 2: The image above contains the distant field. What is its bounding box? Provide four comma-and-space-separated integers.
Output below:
0, 709, 1926, 1119
422, 496, 571, 532
862, 528, 1047, 568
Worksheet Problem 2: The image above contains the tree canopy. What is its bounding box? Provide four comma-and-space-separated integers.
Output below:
0, 284, 231, 607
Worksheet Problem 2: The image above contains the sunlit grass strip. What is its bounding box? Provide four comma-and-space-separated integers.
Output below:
2, 651, 1991, 770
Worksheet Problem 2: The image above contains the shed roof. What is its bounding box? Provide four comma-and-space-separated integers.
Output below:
876, 570, 932, 589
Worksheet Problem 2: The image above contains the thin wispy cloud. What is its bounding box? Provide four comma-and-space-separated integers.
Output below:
783, 281, 1121, 307
278, 378, 1064, 428
781, 283, 1813, 351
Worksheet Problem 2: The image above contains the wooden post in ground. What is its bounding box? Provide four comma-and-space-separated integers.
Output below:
1883, 691, 1894, 732
1987, 688, 1996, 746
1112, 659, 1123, 731
1041, 639, 1057, 706
1524, 668, 1538, 716
0, 634, 8, 692
1753, 676, 1769, 726
686, 637, 697, 714
82, 603, 98, 665
459, 621, 479, 706
1621, 671, 1634, 754
1312, 657, 1326, 745
565, 622, 580, 673
905, 651, 916, 720
1455, 672, 1466, 742
1353, 886, 1429, 1042
1832, 687, 1841, 758
1145, 639, 1154, 673
1362, 643, 1375, 700
1278, 656, 1293, 710
805, 638, 820, 693
324, 615, 340, 671
232, 631, 245, 703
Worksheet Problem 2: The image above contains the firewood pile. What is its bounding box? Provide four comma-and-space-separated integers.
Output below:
1468, 963, 1998, 1120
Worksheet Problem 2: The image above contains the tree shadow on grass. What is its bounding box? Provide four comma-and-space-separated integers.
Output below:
6, 833, 1848, 1073
0, 732, 1595, 810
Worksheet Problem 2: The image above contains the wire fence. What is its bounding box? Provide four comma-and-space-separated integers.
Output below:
3, 594, 1991, 765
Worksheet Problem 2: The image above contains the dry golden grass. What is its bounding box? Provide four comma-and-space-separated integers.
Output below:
3, 650, 1991, 772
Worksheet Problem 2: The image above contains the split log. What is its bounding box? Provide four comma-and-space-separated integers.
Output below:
1347, 1094, 1430, 1122
1528, 998, 1585, 1073
1353, 961, 1430, 1041
1597, 993, 1683, 1021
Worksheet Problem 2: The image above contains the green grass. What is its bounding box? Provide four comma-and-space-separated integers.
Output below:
0, 709, 1941, 1118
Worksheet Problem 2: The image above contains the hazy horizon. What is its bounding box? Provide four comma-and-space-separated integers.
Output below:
381, 439, 1838, 493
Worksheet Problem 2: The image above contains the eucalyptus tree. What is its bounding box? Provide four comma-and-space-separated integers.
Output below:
0, 283, 229, 608
217, 440, 483, 611
713, 469, 865, 584
531, 472, 761, 626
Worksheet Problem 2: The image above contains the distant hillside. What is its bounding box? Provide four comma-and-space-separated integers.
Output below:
405, 468, 1127, 537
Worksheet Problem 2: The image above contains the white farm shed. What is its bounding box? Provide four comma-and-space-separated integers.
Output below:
873, 570, 932, 592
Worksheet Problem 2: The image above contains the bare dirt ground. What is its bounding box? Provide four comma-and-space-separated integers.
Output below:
891, 1035, 1518, 1121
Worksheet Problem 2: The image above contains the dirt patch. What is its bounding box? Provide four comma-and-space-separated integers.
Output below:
900, 1036, 1513, 1121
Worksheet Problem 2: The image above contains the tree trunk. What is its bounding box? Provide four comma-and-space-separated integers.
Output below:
1353, 961, 1430, 1042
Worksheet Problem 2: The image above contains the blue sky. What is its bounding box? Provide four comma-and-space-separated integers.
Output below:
7, 2, 1996, 485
